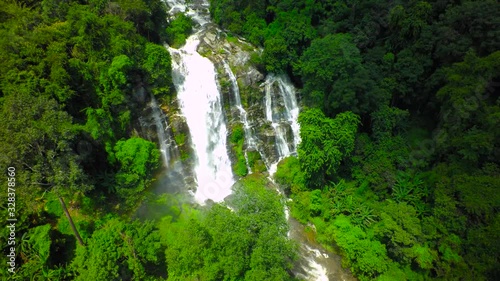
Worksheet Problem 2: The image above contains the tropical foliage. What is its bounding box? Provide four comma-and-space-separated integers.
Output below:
209, 0, 500, 279
0, 0, 498, 280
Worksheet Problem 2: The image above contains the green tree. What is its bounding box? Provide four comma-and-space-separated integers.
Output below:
112, 137, 161, 202
436, 51, 500, 165
162, 175, 297, 280
262, 35, 290, 73
275, 156, 306, 193
241, 13, 267, 45
332, 215, 390, 280
166, 13, 193, 48
71, 219, 163, 280
99, 55, 133, 108
433, 0, 500, 63
371, 105, 409, 141
261, 9, 316, 71
388, 2, 432, 50
372, 201, 433, 269
143, 42, 172, 97
112, 0, 168, 43
298, 108, 359, 187
298, 34, 376, 115
0, 92, 91, 246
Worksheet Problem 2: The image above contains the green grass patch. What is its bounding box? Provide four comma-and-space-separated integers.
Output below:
230, 124, 244, 144
45, 198, 64, 217
230, 123, 248, 176
234, 157, 248, 177
226, 34, 238, 44
174, 133, 186, 146
180, 150, 190, 161
247, 150, 260, 169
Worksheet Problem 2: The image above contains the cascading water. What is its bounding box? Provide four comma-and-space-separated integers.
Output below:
288, 216, 357, 281
138, 95, 179, 168
136, 94, 190, 196
275, 75, 301, 151
263, 74, 301, 175
295, 245, 330, 281
221, 60, 257, 149
165, 0, 209, 25
167, 2, 234, 204
221, 60, 258, 173
150, 95, 172, 167
262, 76, 353, 280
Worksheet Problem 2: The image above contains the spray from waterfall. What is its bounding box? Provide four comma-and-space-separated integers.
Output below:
140, 95, 180, 168
168, 30, 234, 204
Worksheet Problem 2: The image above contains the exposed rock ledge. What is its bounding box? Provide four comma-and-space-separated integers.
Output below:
196, 24, 284, 174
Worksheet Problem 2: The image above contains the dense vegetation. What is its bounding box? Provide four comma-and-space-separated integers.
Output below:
0, 0, 296, 279
210, 0, 500, 280
0, 0, 168, 278
1, 0, 498, 280
162, 176, 297, 281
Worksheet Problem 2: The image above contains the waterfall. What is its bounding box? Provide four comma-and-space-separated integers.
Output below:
263, 76, 343, 279
263, 74, 301, 175
167, 4, 234, 204
275, 75, 301, 152
165, 0, 210, 25
221, 60, 258, 173
138, 95, 179, 168
221, 60, 257, 149
150, 96, 171, 167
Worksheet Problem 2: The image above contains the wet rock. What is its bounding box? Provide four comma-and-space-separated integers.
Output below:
204, 32, 216, 43
195, 25, 274, 173
242, 68, 264, 87
133, 86, 147, 104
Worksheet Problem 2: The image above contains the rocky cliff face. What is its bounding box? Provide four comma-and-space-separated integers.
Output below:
131, 90, 197, 192
196, 24, 296, 175
135, 17, 300, 187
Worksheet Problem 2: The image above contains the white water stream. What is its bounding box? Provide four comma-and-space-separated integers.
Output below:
167, 1, 234, 204
221, 60, 257, 149
263, 74, 301, 175
150, 95, 172, 167
138, 94, 179, 168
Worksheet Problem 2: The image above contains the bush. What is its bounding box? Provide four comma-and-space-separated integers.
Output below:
166, 13, 193, 48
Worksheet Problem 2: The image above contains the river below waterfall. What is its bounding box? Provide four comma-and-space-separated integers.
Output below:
288, 217, 357, 281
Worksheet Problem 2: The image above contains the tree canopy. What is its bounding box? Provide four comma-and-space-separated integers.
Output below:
210, 0, 500, 279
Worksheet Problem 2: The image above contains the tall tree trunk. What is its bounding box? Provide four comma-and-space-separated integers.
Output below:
59, 196, 85, 246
